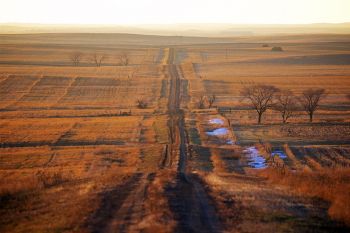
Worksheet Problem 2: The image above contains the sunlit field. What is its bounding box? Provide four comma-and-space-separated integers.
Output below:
0, 32, 350, 232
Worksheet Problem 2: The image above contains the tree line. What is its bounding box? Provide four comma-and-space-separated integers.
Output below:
69, 51, 130, 67
199, 84, 328, 124
241, 84, 326, 124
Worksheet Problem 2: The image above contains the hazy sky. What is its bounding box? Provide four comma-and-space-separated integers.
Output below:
1, 0, 350, 24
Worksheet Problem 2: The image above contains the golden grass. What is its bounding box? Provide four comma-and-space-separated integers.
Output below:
0, 145, 141, 232
0, 45, 162, 66
260, 167, 350, 226
138, 170, 177, 233
1, 34, 350, 232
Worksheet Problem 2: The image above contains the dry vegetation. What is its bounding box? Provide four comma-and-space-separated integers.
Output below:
180, 35, 350, 231
0, 37, 173, 232
260, 167, 350, 225
0, 33, 350, 232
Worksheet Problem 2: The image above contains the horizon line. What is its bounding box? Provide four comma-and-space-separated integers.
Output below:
2, 22, 350, 26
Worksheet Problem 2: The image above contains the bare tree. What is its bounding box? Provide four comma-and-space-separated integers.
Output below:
70, 52, 83, 66
274, 90, 297, 123
198, 96, 206, 109
241, 84, 279, 124
91, 52, 106, 67
137, 99, 148, 109
119, 52, 130, 66
299, 88, 326, 122
208, 94, 216, 108
347, 94, 350, 100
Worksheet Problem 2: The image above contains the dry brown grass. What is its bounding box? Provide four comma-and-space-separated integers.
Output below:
260, 167, 350, 226
1, 34, 350, 232
138, 170, 177, 233
0, 145, 141, 232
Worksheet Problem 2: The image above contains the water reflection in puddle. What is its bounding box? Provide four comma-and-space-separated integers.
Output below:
271, 150, 287, 159
226, 139, 234, 145
209, 118, 224, 125
243, 146, 267, 169
206, 128, 228, 136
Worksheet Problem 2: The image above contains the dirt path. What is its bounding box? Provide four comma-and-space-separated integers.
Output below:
87, 47, 221, 233
87, 173, 156, 233
104, 173, 153, 233
166, 48, 222, 233
87, 173, 143, 233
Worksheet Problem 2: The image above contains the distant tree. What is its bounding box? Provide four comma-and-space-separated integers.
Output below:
198, 96, 206, 109
262, 44, 269, 47
137, 99, 148, 109
208, 94, 216, 108
274, 90, 298, 123
271, 46, 283, 52
299, 88, 326, 122
241, 84, 279, 124
119, 52, 130, 66
70, 52, 83, 66
91, 52, 106, 67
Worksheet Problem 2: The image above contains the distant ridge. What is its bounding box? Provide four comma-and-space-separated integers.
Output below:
1, 23, 350, 36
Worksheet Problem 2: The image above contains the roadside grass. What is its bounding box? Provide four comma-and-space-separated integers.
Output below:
260, 167, 350, 226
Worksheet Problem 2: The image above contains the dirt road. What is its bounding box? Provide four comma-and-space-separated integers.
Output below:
166, 48, 222, 233
87, 48, 222, 233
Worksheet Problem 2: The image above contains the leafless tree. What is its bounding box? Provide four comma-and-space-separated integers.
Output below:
274, 90, 297, 123
241, 84, 279, 124
91, 52, 106, 67
69, 52, 83, 66
198, 96, 206, 109
119, 52, 130, 66
299, 88, 326, 122
208, 94, 216, 108
137, 99, 148, 109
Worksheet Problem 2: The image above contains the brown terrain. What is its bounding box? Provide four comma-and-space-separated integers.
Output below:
0, 33, 350, 233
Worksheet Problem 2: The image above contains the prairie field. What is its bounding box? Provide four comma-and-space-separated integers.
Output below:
0, 33, 350, 233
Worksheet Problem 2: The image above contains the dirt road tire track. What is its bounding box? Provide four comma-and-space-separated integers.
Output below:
88, 47, 221, 233
167, 48, 222, 233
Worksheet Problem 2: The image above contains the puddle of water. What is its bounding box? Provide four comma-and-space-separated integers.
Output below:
209, 118, 224, 125
243, 146, 267, 169
226, 139, 235, 145
271, 150, 287, 159
206, 128, 228, 136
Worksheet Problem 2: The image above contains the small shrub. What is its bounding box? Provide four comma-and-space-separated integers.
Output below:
137, 99, 148, 109
271, 46, 283, 52
36, 171, 67, 188
262, 44, 269, 47
198, 96, 206, 109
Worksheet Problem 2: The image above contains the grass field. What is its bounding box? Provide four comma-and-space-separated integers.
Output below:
0, 33, 350, 232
